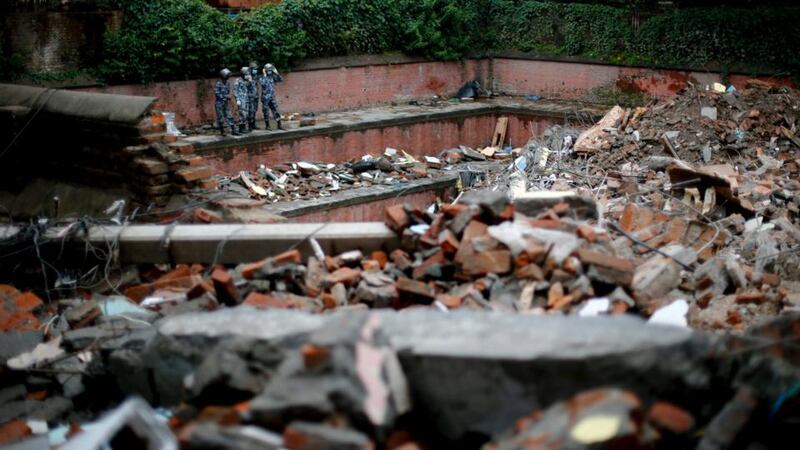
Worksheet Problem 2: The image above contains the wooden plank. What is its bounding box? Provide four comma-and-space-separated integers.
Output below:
491, 116, 509, 147
16, 223, 399, 264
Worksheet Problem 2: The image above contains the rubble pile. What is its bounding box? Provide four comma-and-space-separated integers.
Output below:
2, 79, 800, 449
212, 145, 512, 205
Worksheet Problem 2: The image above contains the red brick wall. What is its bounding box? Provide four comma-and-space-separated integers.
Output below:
76, 56, 794, 129
491, 58, 795, 99
79, 59, 490, 128
198, 113, 557, 175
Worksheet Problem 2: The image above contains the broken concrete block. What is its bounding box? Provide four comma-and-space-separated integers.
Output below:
631, 256, 681, 308
461, 250, 512, 277
575, 105, 624, 153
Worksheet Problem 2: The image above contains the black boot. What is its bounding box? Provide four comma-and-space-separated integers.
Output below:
219, 126, 226, 136
276, 120, 283, 130
250, 120, 257, 130
264, 121, 271, 131
231, 126, 239, 136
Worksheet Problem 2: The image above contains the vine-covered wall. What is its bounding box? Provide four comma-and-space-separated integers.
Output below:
2, 0, 798, 83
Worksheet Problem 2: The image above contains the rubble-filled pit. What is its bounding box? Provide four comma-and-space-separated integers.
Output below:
1, 80, 800, 449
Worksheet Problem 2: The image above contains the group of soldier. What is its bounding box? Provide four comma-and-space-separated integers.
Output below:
214, 62, 283, 136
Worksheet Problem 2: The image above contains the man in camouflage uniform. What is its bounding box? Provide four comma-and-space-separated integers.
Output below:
248, 62, 259, 130
259, 63, 283, 130
233, 67, 252, 134
214, 68, 238, 136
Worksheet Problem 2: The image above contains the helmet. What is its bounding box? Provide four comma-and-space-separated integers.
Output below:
220, 68, 231, 78
249, 61, 258, 69
264, 63, 274, 71
240, 66, 249, 76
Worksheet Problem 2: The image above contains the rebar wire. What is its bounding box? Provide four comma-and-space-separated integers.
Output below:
607, 221, 693, 271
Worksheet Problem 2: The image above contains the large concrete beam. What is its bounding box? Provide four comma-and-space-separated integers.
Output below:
7, 223, 398, 264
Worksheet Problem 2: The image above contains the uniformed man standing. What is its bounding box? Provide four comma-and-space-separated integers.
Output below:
214, 68, 238, 136
248, 61, 259, 130
233, 67, 252, 134
259, 63, 283, 130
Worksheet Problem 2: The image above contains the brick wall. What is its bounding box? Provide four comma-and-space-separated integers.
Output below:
78, 59, 491, 128
1, 11, 121, 73
196, 112, 558, 175
491, 57, 795, 99
77, 56, 794, 129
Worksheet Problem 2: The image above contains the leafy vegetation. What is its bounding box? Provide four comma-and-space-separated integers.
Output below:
94, 0, 799, 84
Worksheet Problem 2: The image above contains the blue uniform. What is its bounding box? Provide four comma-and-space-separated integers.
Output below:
248, 68, 259, 126
214, 79, 235, 132
233, 76, 251, 129
259, 72, 283, 129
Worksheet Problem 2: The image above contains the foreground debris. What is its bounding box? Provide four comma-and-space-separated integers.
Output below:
1, 79, 800, 448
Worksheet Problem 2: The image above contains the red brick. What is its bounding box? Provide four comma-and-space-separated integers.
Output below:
436, 294, 463, 309
198, 178, 220, 190
462, 250, 512, 276
243, 292, 291, 309
576, 224, 597, 242
576, 248, 635, 272
412, 250, 447, 280
211, 268, 241, 305
371, 251, 388, 269
454, 220, 488, 264
385, 204, 410, 231
274, 249, 302, 265
0, 419, 31, 446
301, 344, 330, 369
0, 284, 20, 300
13, 292, 43, 312
193, 208, 223, 223
177, 166, 213, 183
325, 267, 362, 287
646, 402, 695, 434
390, 249, 413, 271
124, 284, 154, 303
736, 291, 766, 304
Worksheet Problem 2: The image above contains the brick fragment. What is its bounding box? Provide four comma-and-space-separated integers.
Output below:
370, 251, 388, 269
577, 249, 635, 272
462, 250, 512, 276
0, 419, 31, 446
395, 278, 436, 303
646, 402, 695, 434
325, 267, 362, 287
192, 208, 223, 223
177, 166, 213, 183
211, 268, 240, 306
243, 292, 291, 309
385, 204, 410, 231
13, 292, 43, 312
735, 291, 766, 304
301, 344, 330, 370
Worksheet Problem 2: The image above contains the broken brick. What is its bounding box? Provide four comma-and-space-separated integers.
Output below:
0, 419, 31, 446
211, 268, 241, 306
13, 292, 43, 312
301, 344, 330, 370
462, 250, 512, 276
385, 204, 410, 231
325, 267, 362, 287
647, 402, 695, 434
395, 277, 436, 304
243, 292, 292, 309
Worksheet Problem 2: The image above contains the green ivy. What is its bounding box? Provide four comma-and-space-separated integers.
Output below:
94, 0, 800, 84
98, 0, 241, 83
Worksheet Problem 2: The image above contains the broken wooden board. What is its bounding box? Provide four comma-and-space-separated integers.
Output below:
491, 117, 509, 148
